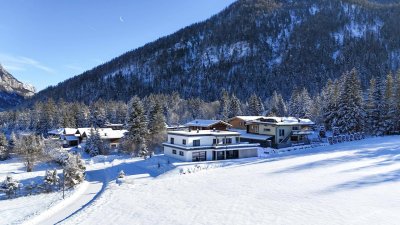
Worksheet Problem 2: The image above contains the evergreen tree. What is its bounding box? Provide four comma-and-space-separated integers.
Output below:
247, 93, 264, 116
229, 94, 243, 118
43, 169, 60, 192
382, 72, 396, 134
322, 79, 340, 130
0, 133, 9, 160
219, 89, 230, 120
123, 96, 149, 157
268, 91, 287, 117
63, 153, 86, 188
395, 70, 400, 131
365, 78, 377, 133
148, 100, 167, 153
335, 69, 364, 133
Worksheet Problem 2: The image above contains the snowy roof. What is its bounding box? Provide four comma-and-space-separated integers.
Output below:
84, 128, 128, 140
247, 117, 314, 126
184, 119, 232, 128
48, 128, 64, 135
228, 116, 264, 122
168, 130, 240, 137
231, 129, 273, 141
64, 128, 78, 135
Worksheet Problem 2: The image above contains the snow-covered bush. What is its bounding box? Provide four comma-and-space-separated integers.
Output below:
118, 170, 125, 178
43, 169, 60, 192
0, 176, 20, 199
63, 153, 86, 188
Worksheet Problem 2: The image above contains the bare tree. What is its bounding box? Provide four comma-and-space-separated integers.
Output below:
15, 134, 44, 172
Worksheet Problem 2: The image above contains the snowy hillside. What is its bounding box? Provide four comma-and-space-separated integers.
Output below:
7, 136, 394, 225
29, 0, 400, 104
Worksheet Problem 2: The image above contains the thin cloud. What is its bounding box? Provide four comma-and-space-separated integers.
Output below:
119, 16, 124, 23
0, 53, 55, 74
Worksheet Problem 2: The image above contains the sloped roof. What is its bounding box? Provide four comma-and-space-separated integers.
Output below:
247, 117, 314, 126
184, 119, 232, 128
48, 128, 64, 135
228, 116, 264, 122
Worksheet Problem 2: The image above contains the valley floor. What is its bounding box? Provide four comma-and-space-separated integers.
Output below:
64, 136, 400, 225
2, 136, 400, 225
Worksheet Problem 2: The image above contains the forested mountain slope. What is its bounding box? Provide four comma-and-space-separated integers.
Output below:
29, 0, 400, 103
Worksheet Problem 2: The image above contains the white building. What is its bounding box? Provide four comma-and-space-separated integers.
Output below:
163, 130, 259, 162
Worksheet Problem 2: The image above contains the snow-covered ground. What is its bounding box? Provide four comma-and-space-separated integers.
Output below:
63, 136, 400, 225
2, 136, 400, 225
0, 158, 76, 225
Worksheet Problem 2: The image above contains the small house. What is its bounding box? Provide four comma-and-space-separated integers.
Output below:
228, 116, 264, 130
184, 119, 232, 131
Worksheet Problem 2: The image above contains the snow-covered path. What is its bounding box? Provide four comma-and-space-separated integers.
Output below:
24, 180, 103, 225
23, 156, 173, 225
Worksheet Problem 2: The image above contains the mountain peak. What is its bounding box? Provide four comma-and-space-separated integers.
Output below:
0, 64, 36, 110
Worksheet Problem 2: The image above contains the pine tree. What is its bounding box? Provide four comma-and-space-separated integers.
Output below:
335, 69, 364, 133
382, 72, 396, 134
123, 96, 149, 157
229, 94, 243, 118
148, 100, 167, 153
0, 132, 9, 160
395, 70, 400, 131
63, 153, 86, 188
268, 91, 287, 117
247, 93, 264, 116
84, 128, 105, 156
322, 79, 340, 130
219, 89, 230, 120
365, 78, 377, 133
44, 169, 60, 192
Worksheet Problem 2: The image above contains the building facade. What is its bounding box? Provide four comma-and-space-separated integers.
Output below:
163, 130, 259, 162
244, 117, 315, 148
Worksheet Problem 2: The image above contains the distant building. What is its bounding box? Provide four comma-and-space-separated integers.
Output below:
243, 117, 315, 148
228, 116, 264, 130
53, 127, 127, 149
184, 119, 232, 131
163, 129, 259, 162
104, 123, 124, 130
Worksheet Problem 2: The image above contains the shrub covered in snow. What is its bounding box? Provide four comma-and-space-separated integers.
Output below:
0, 175, 20, 199
63, 153, 86, 188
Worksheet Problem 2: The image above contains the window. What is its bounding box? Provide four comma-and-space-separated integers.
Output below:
170, 137, 174, 144
179, 151, 184, 156
172, 149, 177, 154
192, 151, 206, 162
235, 137, 240, 143
223, 138, 232, 144
264, 128, 271, 132
213, 139, 217, 145
279, 129, 285, 137
182, 139, 186, 145
292, 126, 299, 131
193, 140, 201, 146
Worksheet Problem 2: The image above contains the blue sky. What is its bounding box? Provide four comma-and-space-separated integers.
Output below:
0, 0, 236, 91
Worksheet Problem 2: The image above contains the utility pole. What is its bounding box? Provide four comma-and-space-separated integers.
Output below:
62, 169, 65, 200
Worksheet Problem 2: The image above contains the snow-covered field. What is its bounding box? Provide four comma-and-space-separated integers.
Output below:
65, 136, 400, 225
0, 158, 76, 225
2, 136, 400, 225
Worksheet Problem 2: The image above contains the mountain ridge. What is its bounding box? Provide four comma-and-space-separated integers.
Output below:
0, 64, 36, 110
28, 0, 400, 104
